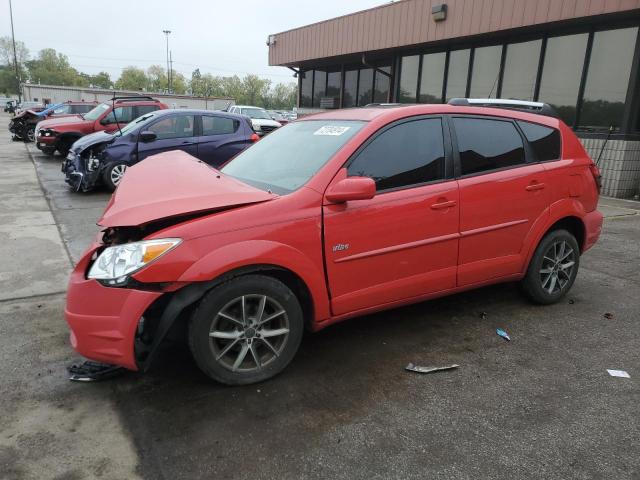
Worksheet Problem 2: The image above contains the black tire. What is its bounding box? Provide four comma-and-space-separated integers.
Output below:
520, 229, 580, 305
56, 138, 74, 157
102, 162, 128, 192
188, 275, 304, 385
24, 125, 35, 142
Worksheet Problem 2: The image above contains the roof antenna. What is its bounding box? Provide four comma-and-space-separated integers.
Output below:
112, 91, 122, 136
487, 70, 500, 99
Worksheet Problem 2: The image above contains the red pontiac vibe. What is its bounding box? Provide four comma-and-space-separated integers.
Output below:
65, 100, 603, 385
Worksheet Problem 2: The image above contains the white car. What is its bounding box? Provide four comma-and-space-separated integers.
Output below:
228, 105, 281, 135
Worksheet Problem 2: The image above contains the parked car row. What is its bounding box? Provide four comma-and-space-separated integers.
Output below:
64, 98, 603, 385
9, 101, 98, 142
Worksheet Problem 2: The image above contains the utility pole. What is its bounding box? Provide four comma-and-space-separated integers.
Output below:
8, 0, 22, 102
169, 50, 173, 94
162, 30, 171, 93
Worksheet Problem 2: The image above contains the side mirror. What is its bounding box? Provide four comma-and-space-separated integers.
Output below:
325, 177, 376, 203
139, 131, 157, 142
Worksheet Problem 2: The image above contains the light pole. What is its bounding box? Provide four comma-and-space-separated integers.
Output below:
162, 30, 171, 93
8, 0, 22, 103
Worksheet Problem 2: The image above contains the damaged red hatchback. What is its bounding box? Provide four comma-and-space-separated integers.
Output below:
65, 100, 603, 385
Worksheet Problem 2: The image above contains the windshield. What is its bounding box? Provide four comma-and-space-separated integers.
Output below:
115, 112, 158, 136
240, 107, 271, 120
83, 103, 110, 121
221, 120, 365, 194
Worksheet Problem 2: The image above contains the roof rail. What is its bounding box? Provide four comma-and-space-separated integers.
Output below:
111, 95, 158, 103
448, 98, 558, 118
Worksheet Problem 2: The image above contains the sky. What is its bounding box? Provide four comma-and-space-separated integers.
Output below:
1, 0, 385, 86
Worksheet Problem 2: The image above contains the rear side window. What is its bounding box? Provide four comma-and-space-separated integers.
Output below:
71, 105, 94, 114
517, 121, 561, 162
201, 116, 239, 136
136, 105, 160, 117
347, 118, 446, 191
103, 106, 135, 124
453, 118, 525, 175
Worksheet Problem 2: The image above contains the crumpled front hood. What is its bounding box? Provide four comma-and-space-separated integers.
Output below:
98, 150, 277, 227
71, 130, 116, 153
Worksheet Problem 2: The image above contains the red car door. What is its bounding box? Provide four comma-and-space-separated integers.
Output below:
97, 105, 135, 133
451, 116, 549, 286
323, 117, 460, 316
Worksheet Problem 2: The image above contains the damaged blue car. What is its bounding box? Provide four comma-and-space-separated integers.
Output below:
62, 109, 258, 192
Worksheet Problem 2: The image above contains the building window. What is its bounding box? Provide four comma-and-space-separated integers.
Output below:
579, 27, 639, 130
500, 39, 542, 101
312, 70, 327, 108
373, 66, 391, 103
419, 52, 446, 103
343, 69, 358, 107
348, 118, 446, 191
538, 33, 589, 126
325, 70, 342, 109
399, 55, 420, 102
469, 45, 502, 98
300, 70, 313, 108
453, 117, 525, 175
357, 68, 374, 106
445, 49, 470, 101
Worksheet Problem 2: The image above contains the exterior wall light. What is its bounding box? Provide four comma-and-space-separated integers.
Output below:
432, 4, 447, 22
266, 34, 277, 46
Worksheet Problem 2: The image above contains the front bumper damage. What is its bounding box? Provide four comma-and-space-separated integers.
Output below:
62, 150, 102, 192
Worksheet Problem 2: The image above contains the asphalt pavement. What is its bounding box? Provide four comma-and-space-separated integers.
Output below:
1, 111, 639, 479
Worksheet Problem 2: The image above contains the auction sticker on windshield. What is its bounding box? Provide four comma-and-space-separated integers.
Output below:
314, 126, 351, 136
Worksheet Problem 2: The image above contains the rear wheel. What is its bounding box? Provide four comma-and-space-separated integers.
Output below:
520, 229, 580, 304
188, 275, 304, 385
103, 163, 127, 191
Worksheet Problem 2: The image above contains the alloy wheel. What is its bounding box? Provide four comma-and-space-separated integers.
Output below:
208, 294, 290, 373
539, 240, 576, 295
110, 164, 127, 186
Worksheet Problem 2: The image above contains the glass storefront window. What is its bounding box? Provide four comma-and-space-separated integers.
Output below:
358, 68, 374, 106
399, 55, 419, 103
312, 70, 327, 108
445, 49, 470, 101
469, 45, 502, 98
419, 52, 446, 103
579, 27, 639, 130
300, 70, 313, 108
500, 39, 542, 100
373, 66, 391, 103
343, 69, 358, 108
538, 33, 589, 125
325, 70, 342, 109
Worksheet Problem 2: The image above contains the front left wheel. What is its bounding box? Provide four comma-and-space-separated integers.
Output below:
188, 275, 304, 385
103, 163, 127, 191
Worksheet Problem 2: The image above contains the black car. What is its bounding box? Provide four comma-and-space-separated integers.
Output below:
62, 109, 258, 192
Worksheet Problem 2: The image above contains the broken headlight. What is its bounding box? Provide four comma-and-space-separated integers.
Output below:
88, 238, 181, 285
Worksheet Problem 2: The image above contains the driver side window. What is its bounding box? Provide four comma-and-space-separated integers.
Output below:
147, 115, 195, 140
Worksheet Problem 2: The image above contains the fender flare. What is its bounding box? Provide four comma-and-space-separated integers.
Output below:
521, 198, 587, 273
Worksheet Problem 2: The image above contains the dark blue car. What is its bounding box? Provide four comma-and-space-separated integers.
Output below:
62, 109, 257, 192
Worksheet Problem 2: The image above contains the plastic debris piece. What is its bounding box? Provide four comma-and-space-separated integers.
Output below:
603, 312, 614, 320
405, 363, 459, 374
607, 369, 630, 378
496, 328, 511, 341
480, 312, 487, 320
568, 299, 575, 304
68, 360, 125, 382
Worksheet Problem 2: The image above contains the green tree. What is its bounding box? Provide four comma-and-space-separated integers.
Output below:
26, 48, 84, 86
0, 37, 29, 94
146, 64, 167, 92
0, 37, 29, 67
243, 74, 271, 106
170, 71, 187, 94
88, 71, 112, 89
115, 66, 149, 91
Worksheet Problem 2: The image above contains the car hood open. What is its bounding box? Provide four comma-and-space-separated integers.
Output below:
98, 150, 277, 227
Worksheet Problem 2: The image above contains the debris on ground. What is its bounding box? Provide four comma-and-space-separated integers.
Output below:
603, 312, 614, 320
568, 299, 575, 304
405, 363, 459, 374
496, 328, 511, 341
479, 312, 487, 320
68, 360, 125, 382
607, 369, 630, 378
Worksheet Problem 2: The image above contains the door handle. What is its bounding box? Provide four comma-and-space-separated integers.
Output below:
430, 200, 457, 210
525, 182, 546, 191
180, 141, 194, 145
